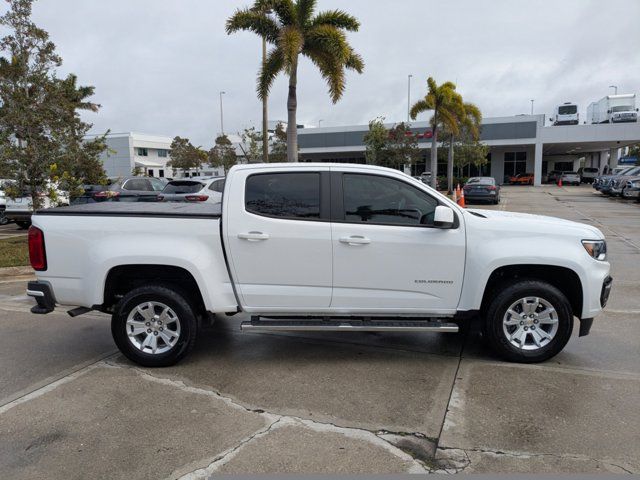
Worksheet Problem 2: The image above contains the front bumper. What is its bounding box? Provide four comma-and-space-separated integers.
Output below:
27, 281, 56, 314
623, 188, 640, 198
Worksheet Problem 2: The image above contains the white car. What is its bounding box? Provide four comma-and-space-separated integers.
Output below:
560, 172, 581, 186
5, 182, 69, 228
0, 179, 15, 225
27, 163, 611, 367
159, 177, 225, 204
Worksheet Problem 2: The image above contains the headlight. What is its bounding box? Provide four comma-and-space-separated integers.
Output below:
582, 240, 607, 261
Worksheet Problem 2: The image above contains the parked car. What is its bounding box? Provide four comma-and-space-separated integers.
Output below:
593, 166, 633, 191
621, 175, 640, 200
609, 167, 640, 196
5, 182, 69, 228
545, 170, 563, 184
510, 173, 534, 185
463, 177, 500, 204
578, 167, 599, 184
159, 177, 225, 204
70, 184, 109, 205
560, 172, 581, 186
599, 166, 640, 195
95, 176, 166, 202
0, 179, 15, 225
28, 163, 611, 367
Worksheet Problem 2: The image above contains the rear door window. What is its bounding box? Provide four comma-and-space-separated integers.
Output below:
208, 179, 225, 193
245, 173, 320, 220
123, 179, 152, 191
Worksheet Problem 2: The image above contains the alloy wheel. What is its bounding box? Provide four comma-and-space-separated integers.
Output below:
502, 297, 559, 350
126, 301, 181, 354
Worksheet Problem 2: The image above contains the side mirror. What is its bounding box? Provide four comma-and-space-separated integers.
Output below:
433, 205, 455, 229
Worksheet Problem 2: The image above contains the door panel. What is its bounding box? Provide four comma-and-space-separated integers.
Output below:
331, 172, 465, 313
225, 169, 332, 310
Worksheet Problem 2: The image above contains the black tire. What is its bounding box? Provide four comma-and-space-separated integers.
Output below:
16, 221, 31, 229
111, 284, 198, 367
483, 280, 573, 363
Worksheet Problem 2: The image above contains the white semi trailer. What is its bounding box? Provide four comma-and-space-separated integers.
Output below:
587, 94, 638, 124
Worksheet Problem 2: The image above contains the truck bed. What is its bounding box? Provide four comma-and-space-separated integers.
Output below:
35, 202, 221, 218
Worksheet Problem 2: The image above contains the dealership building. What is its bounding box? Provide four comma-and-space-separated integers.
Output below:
296, 115, 640, 185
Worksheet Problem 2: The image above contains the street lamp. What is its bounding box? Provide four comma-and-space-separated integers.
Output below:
609, 85, 618, 95
318, 119, 323, 128
530, 99, 534, 115
219, 91, 226, 135
407, 74, 413, 123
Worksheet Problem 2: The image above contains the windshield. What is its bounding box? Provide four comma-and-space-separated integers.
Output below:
558, 105, 577, 115
466, 177, 494, 185
611, 106, 633, 113
163, 181, 204, 194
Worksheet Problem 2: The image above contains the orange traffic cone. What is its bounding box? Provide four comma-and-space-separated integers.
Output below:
558, 177, 563, 187
452, 187, 458, 203
458, 185, 466, 208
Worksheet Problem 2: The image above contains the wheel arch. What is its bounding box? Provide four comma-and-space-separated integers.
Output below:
101, 264, 207, 317
480, 264, 583, 318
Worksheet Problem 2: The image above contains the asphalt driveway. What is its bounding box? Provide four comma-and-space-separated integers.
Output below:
0, 185, 638, 476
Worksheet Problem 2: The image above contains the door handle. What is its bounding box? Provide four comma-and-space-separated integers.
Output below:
339, 235, 371, 245
238, 231, 270, 241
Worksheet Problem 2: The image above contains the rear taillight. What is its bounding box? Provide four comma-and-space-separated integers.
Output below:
28, 226, 47, 271
487, 185, 497, 190
185, 195, 209, 202
94, 191, 119, 199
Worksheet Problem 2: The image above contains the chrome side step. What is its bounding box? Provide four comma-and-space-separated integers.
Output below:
240, 319, 459, 333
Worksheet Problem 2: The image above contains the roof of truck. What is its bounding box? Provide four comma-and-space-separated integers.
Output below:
35, 201, 221, 218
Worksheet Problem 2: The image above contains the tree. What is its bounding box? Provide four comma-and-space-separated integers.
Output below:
238, 127, 263, 163
0, 0, 107, 209
454, 128, 489, 177
363, 117, 388, 165
227, 0, 364, 162
209, 134, 238, 173
410, 77, 464, 189
167, 136, 206, 175
385, 123, 421, 170
269, 122, 288, 162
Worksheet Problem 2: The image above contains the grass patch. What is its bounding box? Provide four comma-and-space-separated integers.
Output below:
0, 236, 29, 268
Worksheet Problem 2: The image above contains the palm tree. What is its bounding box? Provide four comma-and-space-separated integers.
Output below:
227, 0, 364, 162
410, 77, 463, 189
444, 101, 482, 192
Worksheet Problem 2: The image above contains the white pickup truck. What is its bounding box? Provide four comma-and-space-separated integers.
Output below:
26, 164, 612, 367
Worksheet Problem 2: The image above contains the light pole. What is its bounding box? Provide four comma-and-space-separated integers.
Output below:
609, 85, 618, 95
407, 74, 413, 123
261, 8, 273, 162
530, 99, 534, 115
318, 119, 323, 128
219, 91, 226, 135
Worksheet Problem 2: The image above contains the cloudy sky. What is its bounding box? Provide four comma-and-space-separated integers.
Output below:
7, 0, 640, 147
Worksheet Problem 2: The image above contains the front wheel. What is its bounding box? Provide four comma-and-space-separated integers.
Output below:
111, 284, 198, 367
483, 280, 573, 363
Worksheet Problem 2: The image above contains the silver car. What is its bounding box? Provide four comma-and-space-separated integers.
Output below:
560, 172, 581, 186
159, 177, 225, 204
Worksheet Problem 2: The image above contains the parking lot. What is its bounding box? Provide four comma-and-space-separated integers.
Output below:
0, 184, 638, 476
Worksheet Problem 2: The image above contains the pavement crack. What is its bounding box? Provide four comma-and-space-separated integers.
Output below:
108, 361, 431, 475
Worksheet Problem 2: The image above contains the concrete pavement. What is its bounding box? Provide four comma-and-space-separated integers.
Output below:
0, 185, 638, 476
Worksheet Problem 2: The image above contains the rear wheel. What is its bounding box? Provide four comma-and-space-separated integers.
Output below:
111, 285, 198, 367
16, 221, 31, 229
483, 280, 573, 363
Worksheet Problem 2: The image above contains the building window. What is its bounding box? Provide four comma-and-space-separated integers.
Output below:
148, 169, 154, 177
159, 169, 164, 178
137, 148, 148, 157
158, 149, 168, 158
504, 152, 527, 177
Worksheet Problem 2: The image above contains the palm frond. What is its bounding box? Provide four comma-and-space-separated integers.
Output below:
226, 7, 280, 42
306, 49, 345, 103
271, 0, 296, 26
279, 25, 304, 71
296, 0, 317, 26
312, 9, 360, 31
258, 47, 284, 100
410, 99, 432, 120
439, 108, 460, 136
345, 48, 364, 73
305, 24, 349, 62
